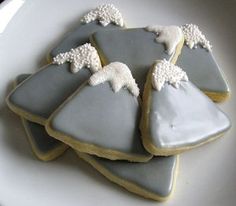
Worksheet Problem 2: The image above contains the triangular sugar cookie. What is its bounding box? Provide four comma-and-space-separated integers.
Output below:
7, 44, 101, 125
177, 24, 230, 102
141, 60, 231, 156
46, 62, 152, 162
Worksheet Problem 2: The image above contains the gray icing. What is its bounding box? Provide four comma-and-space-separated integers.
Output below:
84, 154, 177, 197
148, 81, 231, 149
8, 21, 122, 122
92, 28, 170, 93
16, 74, 66, 153
51, 82, 150, 157
50, 21, 121, 57
177, 45, 229, 93
9, 63, 91, 120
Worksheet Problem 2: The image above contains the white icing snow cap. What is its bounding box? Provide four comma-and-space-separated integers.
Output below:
52, 43, 102, 74
152, 59, 188, 91
81, 4, 124, 27
89, 62, 140, 97
145, 25, 183, 55
181, 24, 212, 51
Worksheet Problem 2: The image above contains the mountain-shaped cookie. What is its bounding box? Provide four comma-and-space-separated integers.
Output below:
46, 62, 152, 162
15, 74, 68, 161
77, 152, 178, 201
90, 25, 184, 93
141, 60, 231, 156
49, 4, 124, 59
177, 24, 230, 102
7, 43, 101, 125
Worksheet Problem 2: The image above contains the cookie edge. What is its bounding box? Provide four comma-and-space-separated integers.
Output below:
76, 151, 179, 202
45, 81, 152, 163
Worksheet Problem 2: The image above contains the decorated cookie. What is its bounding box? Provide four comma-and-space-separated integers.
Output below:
15, 74, 68, 161
6, 43, 102, 125
77, 152, 178, 201
177, 24, 230, 102
140, 60, 231, 156
49, 4, 124, 60
90, 25, 184, 93
46, 62, 152, 162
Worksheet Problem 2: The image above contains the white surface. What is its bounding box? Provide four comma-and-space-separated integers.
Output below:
0, 0, 24, 33
0, 0, 235, 205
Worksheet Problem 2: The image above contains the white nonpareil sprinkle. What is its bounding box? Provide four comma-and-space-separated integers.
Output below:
81, 4, 124, 27
152, 59, 188, 91
181, 24, 212, 51
52, 43, 102, 73
146, 25, 183, 55
89, 62, 140, 97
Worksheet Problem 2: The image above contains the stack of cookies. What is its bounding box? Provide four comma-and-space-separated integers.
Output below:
6, 4, 231, 202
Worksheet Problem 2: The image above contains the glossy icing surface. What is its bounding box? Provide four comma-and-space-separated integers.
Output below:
177, 45, 229, 93
148, 81, 231, 148
50, 21, 120, 58
80, 153, 178, 197
51, 82, 149, 156
93, 28, 229, 95
92, 28, 170, 92
16, 74, 65, 153
9, 63, 91, 120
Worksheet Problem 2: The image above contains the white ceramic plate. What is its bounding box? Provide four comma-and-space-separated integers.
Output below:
0, 0, 235, 205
